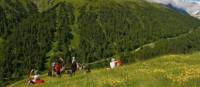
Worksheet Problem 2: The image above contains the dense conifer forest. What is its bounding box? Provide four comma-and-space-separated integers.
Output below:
0, 0, 199, 86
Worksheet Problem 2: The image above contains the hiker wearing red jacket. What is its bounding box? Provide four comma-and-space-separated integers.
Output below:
116, 60, 123, 67
55, 62, 62, 77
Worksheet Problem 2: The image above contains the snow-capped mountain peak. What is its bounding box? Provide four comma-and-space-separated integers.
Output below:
192, 10, 200, 15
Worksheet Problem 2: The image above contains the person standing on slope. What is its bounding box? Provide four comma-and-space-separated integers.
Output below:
59, 57, 65, 72
55, 61, 62, 77
70, 57, 78, 76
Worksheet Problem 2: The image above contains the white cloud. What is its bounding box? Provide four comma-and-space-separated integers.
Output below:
146, 0, 200, 12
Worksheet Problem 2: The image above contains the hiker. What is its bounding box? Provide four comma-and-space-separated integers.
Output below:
77, 62, 83, 71
83, 65, 91, 73
67, 57, 78, 76
48, 68, 52, 76
55, 62, 62, 77
59, 57, 66, 72
28, 69, 44, 85
116, 59, 123, 67
110, 58, 117, 69
72, 56, 76, 63
77, 63, 83, 71
71, 60, 78, 76
51, 61, 56, 76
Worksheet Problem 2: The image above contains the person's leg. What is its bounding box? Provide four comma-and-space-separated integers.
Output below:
52, 68, 54, 76
58, 70, 61, 77
56, 71, 58, 77
72, 70, 76, 76
68, 70, 73, 76
48, 70, 52, 76
56, 70, 61, 77
28, 80, 35, 85
28, 80, 31, 85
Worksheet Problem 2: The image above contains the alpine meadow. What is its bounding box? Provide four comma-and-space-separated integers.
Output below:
0, 0, 200, 87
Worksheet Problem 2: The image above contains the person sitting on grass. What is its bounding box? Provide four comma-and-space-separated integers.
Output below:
83, 65, 91, 73
28, 69, 44, 85
110, 58, 117, 69
116, 59, 124, 67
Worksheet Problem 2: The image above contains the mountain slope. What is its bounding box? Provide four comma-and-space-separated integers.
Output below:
130, 27, 200, 61
0, 0, 200, 86
10, 52, 200, 87
0, 0, 38, 37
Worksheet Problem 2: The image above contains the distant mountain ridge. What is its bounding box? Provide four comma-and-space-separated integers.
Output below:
146, 0, 200, 19
191, 10, 200, 19
165, 3, 188, 15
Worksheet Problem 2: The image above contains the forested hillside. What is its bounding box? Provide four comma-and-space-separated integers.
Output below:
0, 0, 200, 86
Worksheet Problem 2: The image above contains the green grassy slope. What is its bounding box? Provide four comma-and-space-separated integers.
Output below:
10, 52, 200, 87
130, 27, 200, 61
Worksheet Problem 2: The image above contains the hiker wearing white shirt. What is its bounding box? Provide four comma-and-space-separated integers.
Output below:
28, 70, 40, 85
110, 58, 117, 69
72, 57, 76, 63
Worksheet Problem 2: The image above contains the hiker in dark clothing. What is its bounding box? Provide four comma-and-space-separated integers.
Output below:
48, 69, 52, 76
71, 61, 77, 76
67, 56, 78, 76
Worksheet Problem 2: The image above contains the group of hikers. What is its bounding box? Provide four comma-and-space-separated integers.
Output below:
27, 57, 123, 85
109, 58, 124, 69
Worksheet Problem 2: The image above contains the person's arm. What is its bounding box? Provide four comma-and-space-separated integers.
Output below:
29, 69, 34, 78
60, 57, 64, 62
